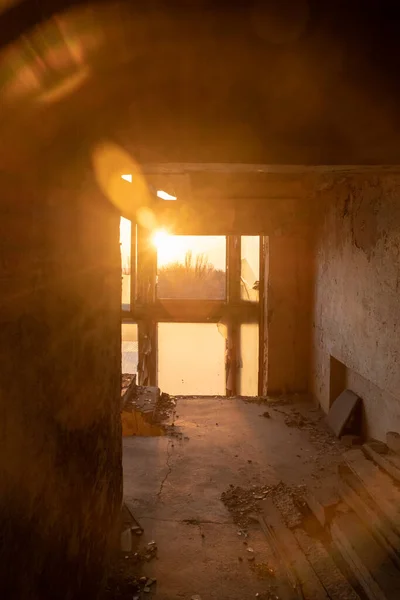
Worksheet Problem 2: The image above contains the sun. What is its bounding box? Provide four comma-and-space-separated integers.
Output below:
152, 229, 170, 249
151, 229, 187, 266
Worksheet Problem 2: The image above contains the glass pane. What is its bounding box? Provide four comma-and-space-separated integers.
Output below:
241, 236, 260, 302
122, 323, 138, 375
158, 323, 225, 395
153, 233, 226, 299
239, 324, 259, 396
120, 217, 131, 310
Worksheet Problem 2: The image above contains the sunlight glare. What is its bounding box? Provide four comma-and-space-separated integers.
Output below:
151, 229, 188, 265
157, 190, 177, 200
152, 229, 170, 249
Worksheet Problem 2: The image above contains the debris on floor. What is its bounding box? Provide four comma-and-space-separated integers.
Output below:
221, 485, 271, 526
250, 562, 276, 580
221, 481, 306, 529
154, 391, 177, 423
103, 537, 158, 598
269, 404, 344, 465
284, 410, 307, 428
103, 503, 160, 599
122, 394, 400, 599
271, 482, 306, 529
121, 409, 165, 437
253, 434, 400, 600
121, 382, 181, 438
121, 374, 136, 396
122, 382, 160, 415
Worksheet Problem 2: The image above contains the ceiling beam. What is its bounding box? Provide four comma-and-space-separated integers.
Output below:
139, 164, 400, 175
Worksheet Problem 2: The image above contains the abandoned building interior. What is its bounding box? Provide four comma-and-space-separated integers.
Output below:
2, 1, 400, 600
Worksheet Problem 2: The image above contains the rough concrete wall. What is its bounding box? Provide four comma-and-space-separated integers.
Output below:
0, 163, 122, 599
312, 175, 400, 440
266, 231, 313, 395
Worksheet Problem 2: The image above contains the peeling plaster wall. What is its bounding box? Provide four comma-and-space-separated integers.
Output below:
0, 163, 122, 599
312, 175, 400, 440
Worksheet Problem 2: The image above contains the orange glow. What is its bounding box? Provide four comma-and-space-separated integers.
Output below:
151, 229, 170, 249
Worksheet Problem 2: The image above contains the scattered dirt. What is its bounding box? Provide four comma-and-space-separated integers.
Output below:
272, 482, 306, 529
221, 485, 271, 526
250, 564, 280, 600
154, 391, 177, 423
103, 568, 140, 600
121, 374, 135, 396
103, 542, 158, 600
278, 406, 343, 459
121, 385, 185, 439
221, 481, 307, 529
250, 561, 276, 580
241, 394, 297, 407
284, 410, 307, 428
254, 592, 281, 600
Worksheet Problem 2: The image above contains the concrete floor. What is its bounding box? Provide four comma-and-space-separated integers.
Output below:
123, 396, 343, 600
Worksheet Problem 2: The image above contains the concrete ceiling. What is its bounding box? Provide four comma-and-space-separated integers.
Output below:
1, 1, 400, 167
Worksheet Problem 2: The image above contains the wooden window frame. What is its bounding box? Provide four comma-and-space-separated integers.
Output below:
121, 227, 264, 394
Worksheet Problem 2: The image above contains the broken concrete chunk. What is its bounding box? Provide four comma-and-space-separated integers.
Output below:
387, 431, 400, 455
143, 586, 150, 593
326, 389, 362, 438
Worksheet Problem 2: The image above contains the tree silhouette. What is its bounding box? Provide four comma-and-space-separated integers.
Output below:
157, 251, 225, 299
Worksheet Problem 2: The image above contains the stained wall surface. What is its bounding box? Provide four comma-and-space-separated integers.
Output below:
266, 231, 314, 395
0, 163, 122, 599
311, 174, 400, 439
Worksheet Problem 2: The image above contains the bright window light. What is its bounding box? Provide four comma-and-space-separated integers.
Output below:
151, 228, 170, 250
157, 190, 177, 200
121, 174, 132, 182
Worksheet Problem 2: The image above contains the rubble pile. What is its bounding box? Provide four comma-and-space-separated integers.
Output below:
221, 481, 307, 530
221, 484, 271, 526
